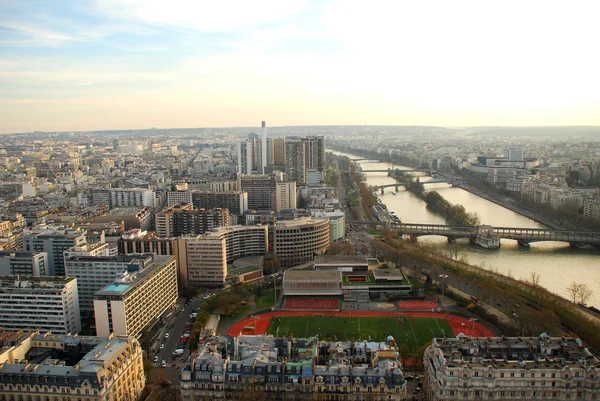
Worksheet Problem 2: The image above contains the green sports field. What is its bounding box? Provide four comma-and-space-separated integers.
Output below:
267, 316, 451, 349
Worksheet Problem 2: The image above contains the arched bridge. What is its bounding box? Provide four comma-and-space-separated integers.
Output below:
392, 223, 600, 249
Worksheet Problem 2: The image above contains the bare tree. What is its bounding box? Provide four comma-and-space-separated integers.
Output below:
565, 282, 593, 305
566, 282, 580, 303
529, 272, 541, 288
577, 283, 594, 305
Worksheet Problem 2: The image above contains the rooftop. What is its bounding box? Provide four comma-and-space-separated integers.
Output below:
273, 217, 329, 229
430, 335, 600, 370
94, 254, 175, 298
284, 270, 341, 282
105, 207, 149, 216
314, 255, 368, 266
0, 331, 137, 387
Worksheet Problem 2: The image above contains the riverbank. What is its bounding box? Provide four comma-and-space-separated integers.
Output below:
454, 183, 563, 229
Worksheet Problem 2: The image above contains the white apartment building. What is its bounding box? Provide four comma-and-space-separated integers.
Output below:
583, 198, 600, 219
0, 332, 146, 401
0, 276, 81, 335
424, 335, 600, 401
0, 251, 48, 276
65, 253, 153, 314
275, 181, 297, 212
91, 188, 155, 208
94, 254, 177, 337
167, 190, 193, 206
22, 227, 87, 276
185, 225, 268, 286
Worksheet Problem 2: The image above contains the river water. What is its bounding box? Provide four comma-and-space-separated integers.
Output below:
332, 151, 600, 306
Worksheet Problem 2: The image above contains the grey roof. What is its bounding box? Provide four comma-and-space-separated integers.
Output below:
284, 270, 341, 282
314, 255, 368, 266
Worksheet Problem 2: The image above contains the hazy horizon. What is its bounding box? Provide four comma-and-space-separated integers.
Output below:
2, 0, 599, 133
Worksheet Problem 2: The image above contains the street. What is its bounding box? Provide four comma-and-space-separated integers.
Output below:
150, 294, 207, 384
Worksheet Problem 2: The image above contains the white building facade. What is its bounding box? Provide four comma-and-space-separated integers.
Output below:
0, 276, 81, 335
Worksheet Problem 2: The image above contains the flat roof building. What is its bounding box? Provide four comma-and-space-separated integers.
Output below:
65, 253, 157, 315
156, 203, 230, 238
185, 225, 268, 287
283, 270, 342, 296
22, 227, 87, 276
0, 251, 47, 276
272, 217, 330, 268
313, 255, 369, 272
94, 206, 153, 231
0, 276, 81, 335
94, 254, 177, 337
0, 331, 145, 401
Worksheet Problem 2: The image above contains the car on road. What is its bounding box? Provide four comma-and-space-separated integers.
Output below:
164, 333, 169, 339
159, 344, 164, 350
161, 360, 167, 368
153, 355, 159, 362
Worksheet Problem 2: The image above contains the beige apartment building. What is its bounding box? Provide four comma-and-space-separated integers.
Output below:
185, 225, 268, 287
0, 331, 145, 401
93, 255, 177, 337
424, 335, 600, 401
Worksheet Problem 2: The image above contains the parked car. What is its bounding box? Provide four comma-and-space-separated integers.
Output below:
159, 344, 164, 350
164, 333, 169, 339
153, 355, 159, 362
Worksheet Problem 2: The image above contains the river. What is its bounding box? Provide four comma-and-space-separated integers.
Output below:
332, 151, 600, 306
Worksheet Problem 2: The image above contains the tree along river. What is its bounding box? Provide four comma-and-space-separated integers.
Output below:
332, 151, 600, 306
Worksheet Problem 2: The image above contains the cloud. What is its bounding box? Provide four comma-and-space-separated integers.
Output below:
0, 20, 79, 44
90, 0, 311, 32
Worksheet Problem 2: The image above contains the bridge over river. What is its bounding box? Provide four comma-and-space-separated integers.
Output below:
393, 223, 600, 249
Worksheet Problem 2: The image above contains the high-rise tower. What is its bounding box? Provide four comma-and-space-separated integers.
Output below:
261, 121, 267, 174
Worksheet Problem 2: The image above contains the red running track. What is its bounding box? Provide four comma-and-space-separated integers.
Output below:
227, 311, 495, 337
397, 300, 440, 310
284, 298, 339, 310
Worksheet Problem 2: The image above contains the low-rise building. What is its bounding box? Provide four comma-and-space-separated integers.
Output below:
0, 276, 81, 335
0, 331, 145, 401
94, 254, 177, 337
94, 206, 153, 231
423, 335, 600, 401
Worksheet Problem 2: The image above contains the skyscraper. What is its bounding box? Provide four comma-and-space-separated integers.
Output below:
285, 137, 306, 185
273, 137, 286, 165
261, 121, 267, 173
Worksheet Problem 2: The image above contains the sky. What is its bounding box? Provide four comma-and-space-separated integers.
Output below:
1, 0, 599, 133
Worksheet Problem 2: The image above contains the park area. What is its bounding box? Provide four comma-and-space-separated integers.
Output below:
267, 315, 451, 348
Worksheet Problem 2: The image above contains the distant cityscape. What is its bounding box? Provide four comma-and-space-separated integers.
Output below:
0, 124, 599, 401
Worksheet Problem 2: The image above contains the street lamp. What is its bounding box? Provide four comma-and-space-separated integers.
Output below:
439, 274, 448, 309
469, 317, 478, 336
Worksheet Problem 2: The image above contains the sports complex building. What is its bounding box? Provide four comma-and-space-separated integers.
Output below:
282, 256, 412, 311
